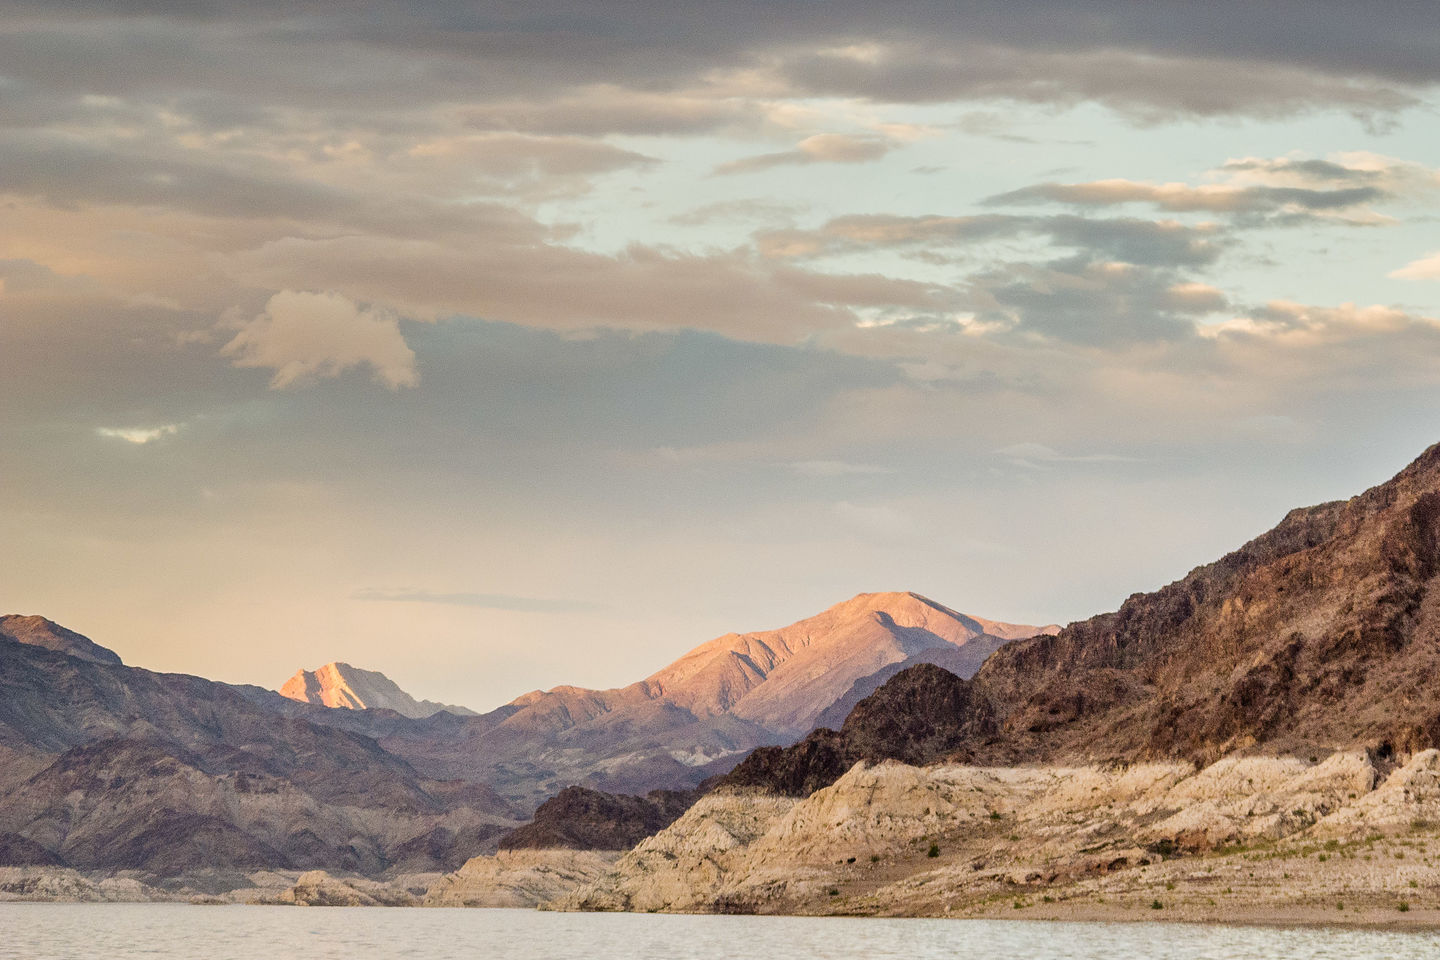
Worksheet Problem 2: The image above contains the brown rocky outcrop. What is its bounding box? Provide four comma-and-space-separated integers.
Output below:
723, 663, 997, 796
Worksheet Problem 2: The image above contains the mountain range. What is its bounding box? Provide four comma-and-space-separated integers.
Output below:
11, 440, 1440, 908
0, 591, 1048, 877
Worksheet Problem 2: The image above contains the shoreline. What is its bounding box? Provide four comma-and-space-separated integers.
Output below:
5, 896, 1440, 933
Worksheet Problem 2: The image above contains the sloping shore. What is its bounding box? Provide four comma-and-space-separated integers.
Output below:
543, 752, 1440, 924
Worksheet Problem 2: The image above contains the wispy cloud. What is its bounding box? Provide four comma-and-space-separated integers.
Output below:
352, 588, 605, 614
96, 424, 179, 445
995, 443, 1142, 468
714, 133, 896, 175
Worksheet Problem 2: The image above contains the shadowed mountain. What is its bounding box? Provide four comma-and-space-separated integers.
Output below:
280, 661, 478, 719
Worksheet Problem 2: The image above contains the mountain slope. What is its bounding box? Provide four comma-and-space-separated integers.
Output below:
280, 661, 477, 719
0, 615, 122, 665
967, 440, 1440, 765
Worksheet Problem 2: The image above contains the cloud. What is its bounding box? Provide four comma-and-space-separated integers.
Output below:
788, 459, 893, 477
1390, 252, 1440, 280
221, 290, 417, 389
352, 588, 604, 614
757, 212, 1224, 268
96, 424, 180, 444
406, 133, 657, 198
463, 86, 762, 136
1202, 300, 1440, 345
985, 154, 1439, 227
988, 179, 1386, 216
224, 235, 955, 343
715, 133, 896, 175
995, 442, 1140, 468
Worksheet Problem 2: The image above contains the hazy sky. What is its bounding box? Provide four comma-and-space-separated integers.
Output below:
4, 1, 1440, 709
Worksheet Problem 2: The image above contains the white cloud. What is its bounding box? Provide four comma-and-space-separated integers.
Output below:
96, 424, 180, 444
1390, 251, 1440, 280
221, 290, 417, 390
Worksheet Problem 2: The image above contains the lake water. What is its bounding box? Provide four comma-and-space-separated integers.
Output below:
2, 905, 1438, 960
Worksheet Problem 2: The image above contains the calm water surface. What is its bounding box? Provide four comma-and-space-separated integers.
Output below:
1, 905, 1437, 960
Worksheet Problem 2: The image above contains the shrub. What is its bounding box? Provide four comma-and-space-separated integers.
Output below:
1150, 900, 1164, 910
927, 842, 940, 858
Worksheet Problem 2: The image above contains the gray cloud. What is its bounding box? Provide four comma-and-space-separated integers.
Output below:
966, 257, 1228, 346
0, 1, 1434, 148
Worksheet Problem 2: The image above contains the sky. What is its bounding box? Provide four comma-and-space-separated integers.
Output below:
3, 1, 1440, 710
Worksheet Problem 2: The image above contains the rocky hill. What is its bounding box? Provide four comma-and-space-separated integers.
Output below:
280, 661, 477, 719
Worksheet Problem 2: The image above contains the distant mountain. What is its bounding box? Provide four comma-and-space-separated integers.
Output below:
0, 615, 122, 665
373, 592, 1053, 806
0, 630, 521, 876
280, 662, 477, 719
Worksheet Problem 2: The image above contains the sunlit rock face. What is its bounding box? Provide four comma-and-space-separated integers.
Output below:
279, 662, 477, 719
